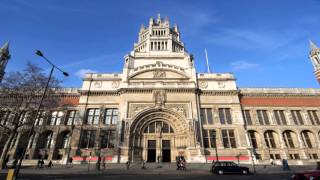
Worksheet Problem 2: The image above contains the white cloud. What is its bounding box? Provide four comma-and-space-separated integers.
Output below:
75, 69, 97, 78
231, 61, 259, 71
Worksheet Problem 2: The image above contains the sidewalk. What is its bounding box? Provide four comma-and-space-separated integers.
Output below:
0, 163, 318, 175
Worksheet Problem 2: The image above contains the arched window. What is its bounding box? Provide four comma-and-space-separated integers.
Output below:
248, 130, 258, 148
264, 131, 276, 148
143, 121, 174, 134
283, 131, 295, 148
43, 132, 53, 149
301, 130, 313, 148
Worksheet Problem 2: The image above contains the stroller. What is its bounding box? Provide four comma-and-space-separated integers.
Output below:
176, 156, 186, 171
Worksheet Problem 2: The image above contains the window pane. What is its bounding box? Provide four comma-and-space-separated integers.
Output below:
219, 109, 225, 124
200, 108, 207, 125
225, 109, 232, 124
257, 111, 264, 125
207, 109, 213, 124
262, 111, 270, 125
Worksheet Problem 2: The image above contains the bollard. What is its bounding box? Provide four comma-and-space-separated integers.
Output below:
6, 169, 14, 180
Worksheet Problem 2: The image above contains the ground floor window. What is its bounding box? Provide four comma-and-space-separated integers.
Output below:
309, 153, 318, 159
270, 154, 281, 160
221, 129, 236, 148
289, 154, 300, 160
80, 130, 96, 148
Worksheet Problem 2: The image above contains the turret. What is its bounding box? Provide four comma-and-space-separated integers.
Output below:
0, 41, 10, 83
309, 40, 320, 84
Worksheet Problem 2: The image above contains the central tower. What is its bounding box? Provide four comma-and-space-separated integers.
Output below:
123, 14, 196, 84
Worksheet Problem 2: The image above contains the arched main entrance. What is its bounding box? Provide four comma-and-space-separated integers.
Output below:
129, 107, 189, 162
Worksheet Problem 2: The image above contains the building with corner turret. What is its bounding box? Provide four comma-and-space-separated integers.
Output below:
1, 15, 320, 166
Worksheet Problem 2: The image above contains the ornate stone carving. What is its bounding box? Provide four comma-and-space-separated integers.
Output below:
165, 104, 189, 118
153, 70, 166, 78
199, 81, 208, 88
153, 90, 166, 106
94, 81, 102, 88
218, 81, 226, 88
112, 81, 120, 88
129, 104, 153, 118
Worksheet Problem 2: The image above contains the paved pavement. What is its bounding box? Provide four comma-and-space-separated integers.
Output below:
0, 163, 318, 179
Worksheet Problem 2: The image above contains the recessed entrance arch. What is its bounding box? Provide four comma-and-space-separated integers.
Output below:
129, 107, 189, 162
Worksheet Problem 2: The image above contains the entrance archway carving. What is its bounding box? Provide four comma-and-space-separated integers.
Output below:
129, 107, 189, 162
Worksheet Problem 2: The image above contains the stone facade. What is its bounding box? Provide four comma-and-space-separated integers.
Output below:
1, 15, 320, 165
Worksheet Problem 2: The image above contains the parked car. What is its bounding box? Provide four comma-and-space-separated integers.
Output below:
211, 161, 249, 175
291, 170, 320, 180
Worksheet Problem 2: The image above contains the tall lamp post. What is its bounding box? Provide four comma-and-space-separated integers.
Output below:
213, 131, 219, 162
14, 50, 69, 179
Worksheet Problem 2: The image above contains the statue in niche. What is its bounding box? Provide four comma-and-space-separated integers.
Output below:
153, 90, 166, 106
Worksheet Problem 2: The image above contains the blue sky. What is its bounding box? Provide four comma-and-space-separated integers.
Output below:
1, 0, 320, 88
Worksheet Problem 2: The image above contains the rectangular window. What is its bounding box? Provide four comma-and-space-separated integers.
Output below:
291, 110, 304, 125
221, 129, 236, 148
274, 110, 287, 125
200, 108, 213, 125
66, 110, 76, 125
202, 129, 216, 148
100, 130, 116, 148
80, 130, 96, 148
219, 108, 232, 124
49, 111, 64, 125
257, 110, 270, 125
307, 110, 320, 125
104, 108, 118, 125
34, 111, 45, 126
86, 109, 100, 125
242, 110, 252, 125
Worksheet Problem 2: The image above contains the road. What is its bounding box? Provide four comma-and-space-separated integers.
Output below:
1, 173, 292, 180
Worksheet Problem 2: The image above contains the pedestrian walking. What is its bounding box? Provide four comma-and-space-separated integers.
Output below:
126, 161, 130, 170
48, 160, 53, 168
69, 157, 73, 168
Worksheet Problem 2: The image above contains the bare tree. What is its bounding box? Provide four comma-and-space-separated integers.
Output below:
0, 62, 61, 169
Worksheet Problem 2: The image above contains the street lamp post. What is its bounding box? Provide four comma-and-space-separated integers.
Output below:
14, 50, 68, 180
213, 131, 219, 162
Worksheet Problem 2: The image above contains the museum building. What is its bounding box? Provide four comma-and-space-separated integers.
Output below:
1, 14, 320, 165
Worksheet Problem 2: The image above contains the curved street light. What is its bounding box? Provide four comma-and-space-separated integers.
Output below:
14, 50, 69, 179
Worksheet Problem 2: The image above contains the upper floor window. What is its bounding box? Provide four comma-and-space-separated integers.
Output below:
104, 109, 118, 125
219, 108, 232, 124
242, 110, 252, 125
257, 110, 270, 125
273, 110, 287, 125
86, 109, 100, 125
0, 110, 11, 125
200, 108, 213, 125
202, 129, 216, 148
307, 110, 320, 125
48, 111, 64, 125
221, 129, 236, 148
66, 110, 76, 125
291, 110, 304, 125
35, 111, 46, 126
